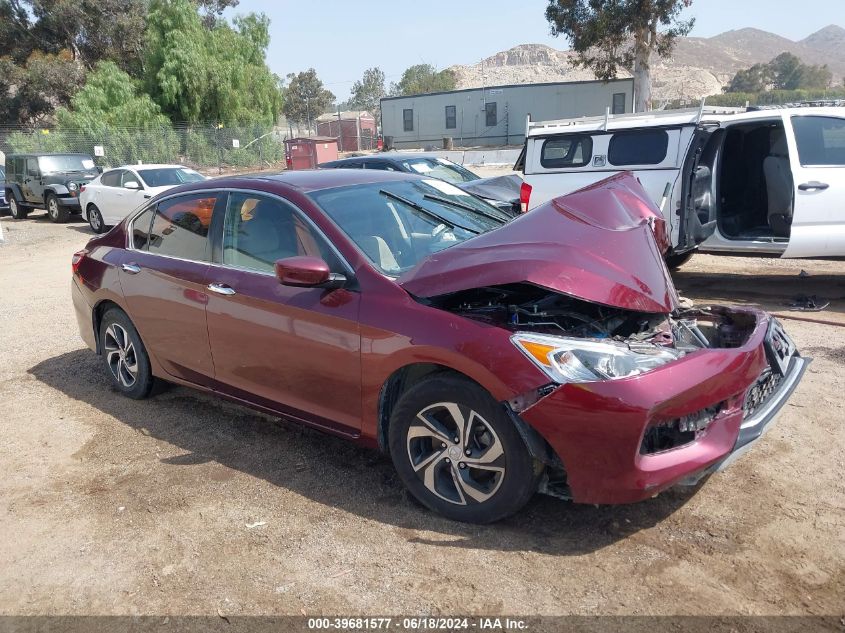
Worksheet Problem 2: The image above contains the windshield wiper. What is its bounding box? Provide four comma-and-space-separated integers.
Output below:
422, 193, 508, 224
379, 189, 479, 235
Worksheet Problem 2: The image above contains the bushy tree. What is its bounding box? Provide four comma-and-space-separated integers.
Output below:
726, 52, 833, 93
144, 0, 283, 124
726, 63, 772, 93
390, 64, 456, 96
350, 67, 385, 119
283, 69, 335, 127
0, 50, 85, 124
545, 0, 694, 112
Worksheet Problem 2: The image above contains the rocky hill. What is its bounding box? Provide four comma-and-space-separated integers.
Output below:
447, 25, 845, 104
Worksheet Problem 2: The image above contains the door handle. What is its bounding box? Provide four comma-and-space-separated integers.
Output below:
798, 181, 829, 191
143, 194, 151, 199
207, 282, 236, 296
121, 263, 141, 274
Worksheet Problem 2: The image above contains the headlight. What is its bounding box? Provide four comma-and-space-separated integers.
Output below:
512, 333, 683, 383
68, 182, 78, 191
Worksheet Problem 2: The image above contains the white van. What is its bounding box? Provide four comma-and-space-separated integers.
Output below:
517, 106, 845, 265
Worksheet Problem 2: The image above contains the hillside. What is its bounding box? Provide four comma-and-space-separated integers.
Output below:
447, 25, 845, 104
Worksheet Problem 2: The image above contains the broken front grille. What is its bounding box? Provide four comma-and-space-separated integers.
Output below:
743, 369, 784, 420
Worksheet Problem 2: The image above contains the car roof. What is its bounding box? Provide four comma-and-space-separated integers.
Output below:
105, 164, 194, 171
323, 153, 451, 165
256, 168, 424, 192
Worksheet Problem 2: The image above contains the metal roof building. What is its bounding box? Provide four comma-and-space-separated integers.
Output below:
380, 78, 634, 149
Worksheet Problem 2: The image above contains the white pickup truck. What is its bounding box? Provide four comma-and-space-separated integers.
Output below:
516, 105, 845, 265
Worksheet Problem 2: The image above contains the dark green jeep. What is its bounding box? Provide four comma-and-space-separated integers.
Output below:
4, 153, 99, 222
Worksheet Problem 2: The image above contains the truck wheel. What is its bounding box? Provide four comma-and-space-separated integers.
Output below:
665, 251, 694, 270
46, 193, 70, 223
9, 197, 29, 220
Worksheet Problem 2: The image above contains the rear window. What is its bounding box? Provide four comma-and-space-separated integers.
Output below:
608, 130, 669, 166
540, 136, 593, 168
792, 116, 845, 166
131, 207, 155, 249
147, 194, 217, 261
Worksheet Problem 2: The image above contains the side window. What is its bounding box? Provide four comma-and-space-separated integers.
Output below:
612, 92, 626, 114
131, 206, 155, 250
101, 170, 121, 187
403, 109, 414, 132
26, 158, 39, 176
13, 157, 24, 176
445, 105, 457, 130
148, 194, 216, 261
791, 116, 845, 166
222, 193, 338, 274
608, 129, 669, 166
485, 102, 497, 127
121, 171, 141, 188
540, 136, 593, 168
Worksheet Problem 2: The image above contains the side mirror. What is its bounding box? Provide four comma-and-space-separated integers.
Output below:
124, 180, 141, 190
97, 166, 104, 174
274, 256, 346, 289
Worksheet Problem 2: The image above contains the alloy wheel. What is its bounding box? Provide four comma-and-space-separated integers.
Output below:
48, 197, 59, 220
104, 323, 138, 387
89, 206, 102, 231
406, 402, 506, 505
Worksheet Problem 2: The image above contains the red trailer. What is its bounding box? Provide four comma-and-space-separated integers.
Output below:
284, 137, 339, 170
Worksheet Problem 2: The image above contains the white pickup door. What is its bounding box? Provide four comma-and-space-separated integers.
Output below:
782, 113, 845, 257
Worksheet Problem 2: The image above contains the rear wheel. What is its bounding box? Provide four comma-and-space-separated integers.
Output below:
46, 193, 70, 223
99, 309, 154, 400
388, 375, 540, 523
9, 197, 28, 220
88, 204, 106, 234
665, 251, 694, 270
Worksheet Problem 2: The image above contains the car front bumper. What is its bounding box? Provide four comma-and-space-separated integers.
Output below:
61, 196, 82, 209
520, 308, 808, 504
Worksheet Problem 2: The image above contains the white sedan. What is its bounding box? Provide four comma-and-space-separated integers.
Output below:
80, 164, 207, 233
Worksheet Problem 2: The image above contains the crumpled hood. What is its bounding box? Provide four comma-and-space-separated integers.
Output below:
398, 172, 679, 314
456, 174, 522, 203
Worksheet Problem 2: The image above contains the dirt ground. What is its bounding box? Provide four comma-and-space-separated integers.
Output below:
0, 192, 843, 617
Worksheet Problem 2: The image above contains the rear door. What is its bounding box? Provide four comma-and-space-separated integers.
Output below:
204, 191, 362, 435
119, 192, 222, 386
23, 157, 41, 203
95, 170, 123, 222
783, 113, 845, 257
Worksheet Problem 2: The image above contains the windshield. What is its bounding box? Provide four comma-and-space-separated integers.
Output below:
138, 167, 205, 187
37, 155, 96, 173
401, 158, 479, 184
309, 179, 510, 275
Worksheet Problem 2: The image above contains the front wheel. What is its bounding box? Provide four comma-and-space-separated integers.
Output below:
388, 375, 541, 523
46, 193, 70, 223
9, 197, 28, 220
88, 204, 106, 234
99, 308, 154, 399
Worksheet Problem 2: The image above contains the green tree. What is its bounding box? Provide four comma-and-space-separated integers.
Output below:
545, 0, 694, 112
283, 69, 335, 129
350, 67, 385, 119
0, 50, 85, 124
390, 64, 456, 96
144, 0, 282, 124
726, 62, 772, 93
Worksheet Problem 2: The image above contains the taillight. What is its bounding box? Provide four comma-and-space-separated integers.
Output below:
519, 181, 532, 213
71, 250, 88, 275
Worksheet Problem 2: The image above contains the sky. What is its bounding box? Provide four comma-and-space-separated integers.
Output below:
224, 0, 843, 101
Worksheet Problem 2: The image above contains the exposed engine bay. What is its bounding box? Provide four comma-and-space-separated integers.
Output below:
426, 283, 757, 352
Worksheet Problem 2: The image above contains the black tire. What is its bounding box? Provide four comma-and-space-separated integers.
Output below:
665, 250, 694, 270
388, 374, 541, 523
99, 308, 154, 400
88, 204, 106, 234
8, 196, 28, 220
46, 193, 70, 223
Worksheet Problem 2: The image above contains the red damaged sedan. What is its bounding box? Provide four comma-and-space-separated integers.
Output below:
71, 170, 808, 523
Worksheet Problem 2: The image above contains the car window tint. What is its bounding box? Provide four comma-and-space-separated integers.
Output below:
101, 170, 122, 187
364, 161, 397, 171
608, 129, 668, 166
147, 194, 216, 261
791, 116, 845, 166
137, 168, 205, 187
132, 207, 155, 249
121, 171, 141, 188
222, 193, 336, 274
540, 136, 593, 168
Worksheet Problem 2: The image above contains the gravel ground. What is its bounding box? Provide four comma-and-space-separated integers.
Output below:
0, 199, 843, 617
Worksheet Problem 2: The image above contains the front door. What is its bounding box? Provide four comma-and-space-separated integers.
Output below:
204, 191, 362, 435
783, 113, 845, 257
119, 193, 222, 386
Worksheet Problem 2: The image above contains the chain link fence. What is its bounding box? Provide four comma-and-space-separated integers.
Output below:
0, 123, 288, 174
